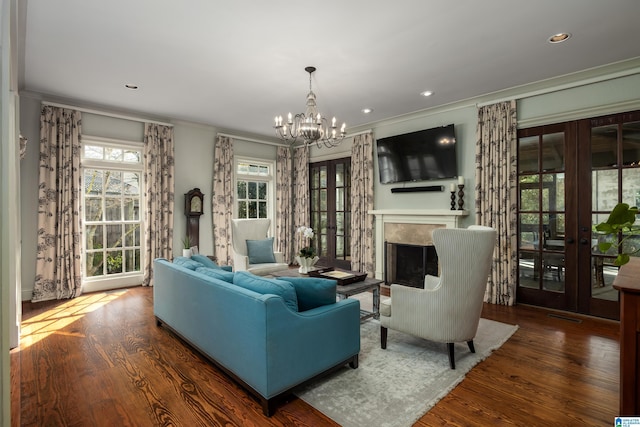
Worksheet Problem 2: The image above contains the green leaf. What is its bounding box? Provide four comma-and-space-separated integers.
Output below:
614, 253, 630, 266
598, 242, 613, 253
606, 203, 637, 227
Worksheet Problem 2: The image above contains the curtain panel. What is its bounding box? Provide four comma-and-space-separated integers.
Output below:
142, 123, 175, 286
212, 135, 234, 265
293, 145, 310, 258
475, 100, 518, 305
350, 132, 375, 275
275, 146, 293, 263
32, 106, 83, 302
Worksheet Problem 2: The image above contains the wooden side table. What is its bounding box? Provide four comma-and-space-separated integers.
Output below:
612, 257, 640, 416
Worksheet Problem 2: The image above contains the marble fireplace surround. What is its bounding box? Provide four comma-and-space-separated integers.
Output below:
369, 209, 469, 280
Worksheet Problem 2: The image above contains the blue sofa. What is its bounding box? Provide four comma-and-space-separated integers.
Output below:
153, 258, 361, 416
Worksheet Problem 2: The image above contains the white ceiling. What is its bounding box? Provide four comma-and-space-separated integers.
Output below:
19, 0, 640, 139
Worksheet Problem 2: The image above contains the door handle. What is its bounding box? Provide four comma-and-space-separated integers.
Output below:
566, 238, 575, 244
580, 238, 589, 245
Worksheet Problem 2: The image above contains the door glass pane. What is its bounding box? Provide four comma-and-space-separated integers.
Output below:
320, 167, 327, 188
622, 121, 640, 166
542, 173, 564, 211
591, 124, 618, 168
520, 176, 540, 211
542, 132, 565, 172
336, 163, 344, 186
518, 251, 539, 288
592, 170, 619, 211
336, 236, 344, 258
320, 189, 327, 210
336, 188, 344, 211
518, 136, 539, 173
542, 252, 564, 292
622, 168, 640, 206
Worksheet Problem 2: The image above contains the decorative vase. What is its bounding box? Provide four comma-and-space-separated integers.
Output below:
296, 256, 319, 274
182, 248, 192, 258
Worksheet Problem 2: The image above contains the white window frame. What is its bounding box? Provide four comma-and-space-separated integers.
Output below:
81, 136, 145, 293
234, 157, 275, 223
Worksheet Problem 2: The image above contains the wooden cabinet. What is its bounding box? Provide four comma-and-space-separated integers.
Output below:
612, 257, 640, 415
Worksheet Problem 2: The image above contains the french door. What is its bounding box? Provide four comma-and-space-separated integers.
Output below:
517, 110, 640, 320
309, 158, 351, 269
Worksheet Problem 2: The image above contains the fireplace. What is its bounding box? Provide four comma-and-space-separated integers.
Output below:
384, 242, 438, 288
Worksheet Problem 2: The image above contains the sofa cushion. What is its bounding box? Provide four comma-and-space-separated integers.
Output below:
191, 254, 220, 269
195, 267, 234, 283
233, 271, 298, 311
173, 256, 204, 270
246, 237, 276, 264
278, 277, 337, 311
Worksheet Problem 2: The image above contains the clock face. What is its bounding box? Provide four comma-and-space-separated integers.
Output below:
190, 196, 202, 213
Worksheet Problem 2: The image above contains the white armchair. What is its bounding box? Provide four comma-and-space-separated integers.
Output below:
231, 218, 289, 276
380, 225, 496, 369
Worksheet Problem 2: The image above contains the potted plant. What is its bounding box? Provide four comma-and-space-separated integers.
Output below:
182, 236, 193, 258
594, 203, 640, 266
295, 226, 319, 274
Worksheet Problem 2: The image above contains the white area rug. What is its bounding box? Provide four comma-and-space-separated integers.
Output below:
295, 316, 518, 427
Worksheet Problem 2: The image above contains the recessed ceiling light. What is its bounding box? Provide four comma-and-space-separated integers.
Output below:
420, 90, 433, 97
124, 84, 139, 90
362, 108, 373, 114
548, 33, 571, 43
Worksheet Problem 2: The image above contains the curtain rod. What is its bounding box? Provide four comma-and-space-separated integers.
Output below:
41, 101, 174, 127
217, 132, 288, 147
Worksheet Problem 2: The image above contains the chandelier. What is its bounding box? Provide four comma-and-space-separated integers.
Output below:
274, 66, 346, 148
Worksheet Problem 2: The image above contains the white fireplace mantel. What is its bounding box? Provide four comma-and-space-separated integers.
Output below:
368, 209, 469, 280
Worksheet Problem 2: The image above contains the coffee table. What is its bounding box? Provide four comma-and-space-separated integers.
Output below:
271, 268, 382, 321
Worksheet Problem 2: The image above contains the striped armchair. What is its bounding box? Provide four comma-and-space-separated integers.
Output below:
379, 225, 496, 369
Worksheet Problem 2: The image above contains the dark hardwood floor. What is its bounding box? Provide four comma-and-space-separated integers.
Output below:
11, 286, 619, 426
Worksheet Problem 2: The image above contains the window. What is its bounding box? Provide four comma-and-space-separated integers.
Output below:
235, 158, 274, 219
82, 138, 144, 290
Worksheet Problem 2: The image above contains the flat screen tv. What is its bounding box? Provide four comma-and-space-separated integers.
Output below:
376, 124, 458, 184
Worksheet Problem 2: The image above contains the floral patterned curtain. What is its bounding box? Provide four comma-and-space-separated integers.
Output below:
350, 132, 375, 275
32, 106, 83, 302
475, 100, 518, 305
142, 123, 175, 286
212, 135, 234, 265
293, 145, 310, 258
275, 146, 293, 263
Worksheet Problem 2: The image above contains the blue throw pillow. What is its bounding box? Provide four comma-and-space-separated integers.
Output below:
279, 277, 337, 311
173, 256, 204, 270
233, 271, 298, 311
246, 237, 276, 264
195, 267, 234, 283
191, 254, 220, 269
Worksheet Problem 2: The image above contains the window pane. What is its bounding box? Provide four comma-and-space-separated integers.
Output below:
336, 188, 344, 211
106, 251, 123, 274
123, 150, 141, 163
520, 177, 540, 211
85, 169, 103, 195
106, 224, 122, 248
105, 171, 122, 195
238, 201, 247, 218
86, 252, 104, 277
105, 148, 123, 161
320, 189, 327, 210
320, 213, 328, 234
84, 145, 103, 159
125, 224, 139, 246
86, 225, 103, 249
258, 182, 267, 199
123, 198, 139, 221
123, 172, 140, 195
248, 182, 257, 199
125, 249, 141, 273
622, 121, 640, 166
237, 181, 247, 199
105, 197, 121, 221
258, 201, 267, 218
336, 164, 344, 186
248, 201, 257, 218
320, 168, 327, 188
85, 198, 103, 221
336, 236, 344, 257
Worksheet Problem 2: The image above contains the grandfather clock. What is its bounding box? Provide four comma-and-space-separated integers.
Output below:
184, 188, 204, 248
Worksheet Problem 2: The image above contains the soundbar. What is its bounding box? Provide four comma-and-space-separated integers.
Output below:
391, 185, 444, 193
